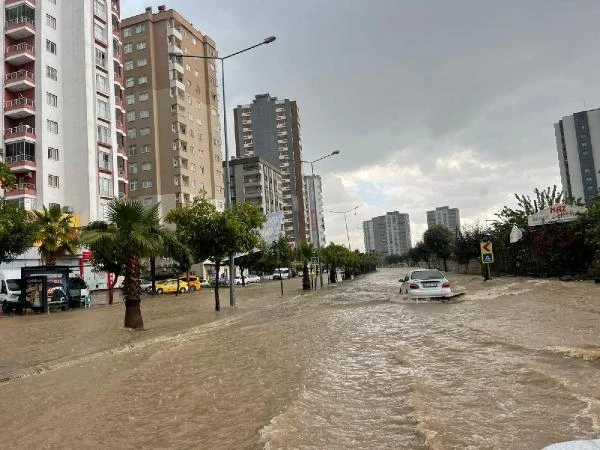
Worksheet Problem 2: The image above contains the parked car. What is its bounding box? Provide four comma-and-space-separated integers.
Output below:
179, 276, 201, 291
120, 278, 152, 292
246, 274, 261, 284
272, 268, 290, 280
399, 269, 452, 299
154, 279, 188, 294
199, 278, 210, 288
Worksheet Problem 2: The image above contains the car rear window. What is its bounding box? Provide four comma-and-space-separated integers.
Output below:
411, 270, 444, 280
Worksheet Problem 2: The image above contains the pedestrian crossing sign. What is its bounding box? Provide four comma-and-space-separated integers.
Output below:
311, 257, 319, 265
482, 253, 494, 263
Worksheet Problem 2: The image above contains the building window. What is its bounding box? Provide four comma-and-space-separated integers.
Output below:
142, 162, 152, 171
139, 110, 150, 119
48, 175, 60, 188
138, 75, 148, 84
142, 180, 153, 188
124, 60, 134, 71
127, 129, 137, 139
124, 43, 132, 54
97, 125, 110, 144
128, 145, 137, 156
97, 99, 109, 119
129, 180, 138, 191
46, 39, 57, 54
136, 41, 146, 50
127, 111, 136, 122
96, 73, 108, 93
47, 120, 59, 134
141, 145, 150, 153
123, 27, 132, 37
46, 93, 58, 107
137, 58, 147, 67
46, 14, 56, 29
99, 177, 112, 196
48, 147, 59, 160
125, 77, 134, 87
126, 94, 135, 105
135, 24, 145, 33
140, 127, 150, 136
138, 92, 149, 102
94, 23, 107, 42
129, 163, 138, 174
46, 66, 58, 81
95, 48, 107, 68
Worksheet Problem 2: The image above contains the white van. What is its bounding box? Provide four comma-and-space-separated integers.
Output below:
272, 268, 290, 280
0, 269, 23, 313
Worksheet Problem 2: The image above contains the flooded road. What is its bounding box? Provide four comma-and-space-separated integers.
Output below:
1, 269, 599, 449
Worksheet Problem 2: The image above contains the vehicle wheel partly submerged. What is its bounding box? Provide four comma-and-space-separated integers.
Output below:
156, 288, 164, 295
179, 287, 186, 293
189, 286, 196, 291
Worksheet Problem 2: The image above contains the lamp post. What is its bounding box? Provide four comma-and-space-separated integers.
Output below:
170, 36, 276, 307
330, 206, 359, 250
301, 150, 340, 288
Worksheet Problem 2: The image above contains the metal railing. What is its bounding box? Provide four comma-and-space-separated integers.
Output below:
5, 42, 35, 55
5, 97, 35, 109
5, 69, 34, 82
5, 124, 35, 136
5, 154, 35, 163
5, 16, 35, 28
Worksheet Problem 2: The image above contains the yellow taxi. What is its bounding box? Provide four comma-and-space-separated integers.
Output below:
154, 279, 188, 294
178, 276, 201, 291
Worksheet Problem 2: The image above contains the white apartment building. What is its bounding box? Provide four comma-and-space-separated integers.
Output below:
305, 174, 326, 247
1, 0, 126, 223
426, 206, 460, 234
363, 211, 411, 256
555, 109, 600, 204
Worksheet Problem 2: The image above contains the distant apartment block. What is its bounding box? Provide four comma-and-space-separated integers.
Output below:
305, 174, 326, 247
363, 211, 411, 256
1, 0, 126, 223
233, 94, 307, 248
227, 154, 282, 215
555, 109, 600, 204
121, 6, 224, 216
426, 206, 460, 233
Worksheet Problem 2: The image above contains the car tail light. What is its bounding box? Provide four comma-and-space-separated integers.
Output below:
409, 283, 420, 289
442, 282, 450, 288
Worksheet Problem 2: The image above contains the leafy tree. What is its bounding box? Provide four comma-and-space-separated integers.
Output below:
384, 254, 403, 265
33, 205, 79, 266
296, 242, 315, 290
80, 199, 164, 330
576, 194, 600, 277
321, 243, 349, 283
408, 241, 431, 268
0, 200, 36, 264
0, 161, 16, 189
423, 225, 453, 271
82, 220, 126, 305
453, 224, 486, 273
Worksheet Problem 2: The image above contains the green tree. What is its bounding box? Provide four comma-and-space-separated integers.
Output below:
408, 241, 431, 268
384, 254, 403, 265
296, 242, 315, 290
33, 205, 79, 266
0, 200, 36, 264
80, 199, 164, 330
321, 243, 349, 283
0, 161, 16, 189
423, 225, 453, 271
453, 224, 486, 273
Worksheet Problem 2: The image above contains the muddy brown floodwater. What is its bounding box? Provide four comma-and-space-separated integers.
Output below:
1, 269, 599, 449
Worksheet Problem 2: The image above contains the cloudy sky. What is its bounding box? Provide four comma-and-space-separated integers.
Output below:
122, 0, 600, 251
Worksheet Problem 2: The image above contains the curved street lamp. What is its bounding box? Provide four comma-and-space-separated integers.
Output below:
329, 206, 359, 250
169, 36, 276, 307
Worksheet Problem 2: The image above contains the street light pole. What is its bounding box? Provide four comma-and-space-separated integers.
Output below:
171, 36, 275, 307
330, 206, 358, 251
301, 150, 340, 288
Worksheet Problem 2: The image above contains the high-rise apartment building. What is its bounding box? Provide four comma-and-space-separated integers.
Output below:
555, 109, 600, 204
121, 6, 224, 216
233, 94, 307, 248
363, 212, 411, 256
1, 0, 126, 223
227, 153, 282, 215
305, 174, 326, 247
426, 206, 460, 233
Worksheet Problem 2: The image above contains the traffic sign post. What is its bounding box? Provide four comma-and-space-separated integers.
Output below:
480, 241, 494, 280
311, 257, 319, 290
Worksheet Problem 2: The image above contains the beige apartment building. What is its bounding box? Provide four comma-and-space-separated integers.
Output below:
121, 5, 224, 217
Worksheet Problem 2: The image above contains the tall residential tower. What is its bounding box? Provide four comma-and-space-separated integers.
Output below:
555, 109, 600, 204
233, 94, 307, 248
426, 206, 460, 233
121, 6, 224, 215
363, 211, 411, 256
1, 0, 125, 223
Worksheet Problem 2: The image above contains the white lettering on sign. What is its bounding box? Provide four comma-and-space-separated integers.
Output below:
528, 204, 587, 226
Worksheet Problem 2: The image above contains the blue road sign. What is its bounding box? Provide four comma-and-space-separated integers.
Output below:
482, 253, 494, 263
311, 257, 319, 265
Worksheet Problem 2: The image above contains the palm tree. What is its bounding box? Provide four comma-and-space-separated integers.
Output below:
80, 199, 164, 330
297, 242, 315, 290
33, 205, 79, 266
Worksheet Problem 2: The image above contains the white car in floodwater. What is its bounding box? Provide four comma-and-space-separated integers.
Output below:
399, 269, 452, 299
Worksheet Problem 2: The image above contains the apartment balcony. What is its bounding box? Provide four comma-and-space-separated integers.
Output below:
169, 60, 184, 74
116, 144, 126, 156
5, 42, 35, 65
98, 161, 112, 173
5, 69, 34, 92
4, 154, 36, 173
5, 97, 35, 118
167, 43, 182, 56
116, 121, 126, 135
4, 124, 35, 143
112, 25, 121, 41
169, 78, 185, 91
115, 96, 125, 111
4, 181, 36, 197
111, 1, 119, 18
5, 16, 35, 39
5, 0, 36, 7
167, 27, 182, 41
114, 74, 124, 89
